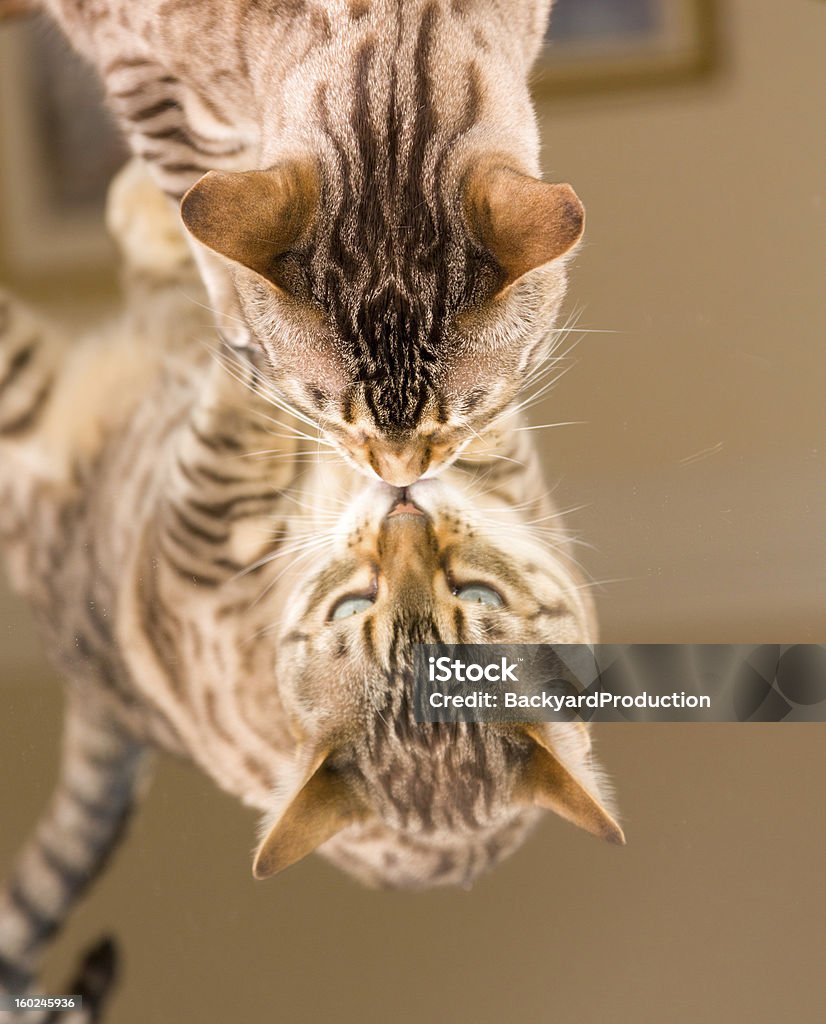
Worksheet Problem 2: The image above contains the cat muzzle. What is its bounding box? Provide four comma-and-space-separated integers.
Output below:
369, 447, 431, 488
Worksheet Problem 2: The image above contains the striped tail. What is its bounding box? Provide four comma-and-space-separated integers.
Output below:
0, 698, 149, 1008
0, 936, 120, 1024
56, 936, 119, 1024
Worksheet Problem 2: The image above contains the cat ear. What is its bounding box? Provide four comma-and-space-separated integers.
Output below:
180, 162, 319, 280
519, 726, 625, 845
464, 161, 585, 288
253, 753, 365, 879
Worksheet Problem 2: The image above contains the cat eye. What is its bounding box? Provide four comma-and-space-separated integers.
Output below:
330, 594, 375, 621
454, 584, 504, 608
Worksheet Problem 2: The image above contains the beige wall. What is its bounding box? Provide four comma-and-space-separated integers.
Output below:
531, 0, 825, 641
1, 2, 824, 1022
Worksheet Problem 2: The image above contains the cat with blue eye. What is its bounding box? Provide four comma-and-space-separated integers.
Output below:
0, 163, 620, 1011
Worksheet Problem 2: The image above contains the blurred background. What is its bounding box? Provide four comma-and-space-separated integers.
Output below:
1, 1, 824, 1021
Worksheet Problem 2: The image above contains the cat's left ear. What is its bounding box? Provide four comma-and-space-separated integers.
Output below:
517, 725, 625, 845
180, 162, 319, 281
463, 160, 585, 289
253, 751, 365, 879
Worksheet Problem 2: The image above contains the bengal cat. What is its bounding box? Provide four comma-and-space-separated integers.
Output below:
0, 163, 619, 1015
22, 0, 586, 486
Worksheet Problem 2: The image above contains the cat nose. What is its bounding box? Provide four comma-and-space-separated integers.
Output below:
378, 503, 436, 561
369, 446, 430, 487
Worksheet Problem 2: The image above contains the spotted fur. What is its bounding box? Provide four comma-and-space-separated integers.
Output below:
0, 166, 615, 1007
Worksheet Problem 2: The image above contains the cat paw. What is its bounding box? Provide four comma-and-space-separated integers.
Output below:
61, 936, 120, 1023
106, 159, 192, 278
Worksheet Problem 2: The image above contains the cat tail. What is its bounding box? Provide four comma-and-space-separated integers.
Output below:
0, 697, 150, 1017
0, 937, 120, 1024
50, 936, 120, 1024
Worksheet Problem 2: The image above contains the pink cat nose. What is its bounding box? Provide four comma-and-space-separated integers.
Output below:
370, 447, 429, 487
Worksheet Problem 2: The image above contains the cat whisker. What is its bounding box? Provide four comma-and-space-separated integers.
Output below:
276, 486, 353, 514
504, 364, 574, 420
457, 450, 526, 468
249, 538, 338, 608
234, 532, 337, 582
243, 452, 342, 464
187, 291, 251, 328
512, 420, 586, 432
567, 575, 635, 594
208, 344, 330, 439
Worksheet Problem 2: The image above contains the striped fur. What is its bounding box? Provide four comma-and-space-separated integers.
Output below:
0, 165, 613, 1005
0, 702, 142, 1001
34, 0, 581, 484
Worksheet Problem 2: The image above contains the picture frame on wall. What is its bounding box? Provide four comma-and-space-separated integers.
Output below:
537, 0, 720, 97
0, 18, 126, 287
0, 3, 721, 287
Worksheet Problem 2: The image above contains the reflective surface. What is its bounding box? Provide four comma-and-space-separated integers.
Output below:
1, 0, 824, 1020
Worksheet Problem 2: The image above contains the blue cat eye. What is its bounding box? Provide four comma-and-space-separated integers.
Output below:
330, 595, 375, 621
455, 584, 504, 608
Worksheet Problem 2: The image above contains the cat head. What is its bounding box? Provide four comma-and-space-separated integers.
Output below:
181, 156, 583, 487
256, 475, 621, 888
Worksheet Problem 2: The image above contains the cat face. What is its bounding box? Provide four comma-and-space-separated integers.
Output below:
277, 473, 595, 723
255, 475, 621, 886
181, 159, 583, 486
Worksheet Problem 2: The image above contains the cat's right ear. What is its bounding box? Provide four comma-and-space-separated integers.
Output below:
518, 726, 625, 845
180, 162, 319, 281
252, 753, 365, 879
463, 159, 585, 289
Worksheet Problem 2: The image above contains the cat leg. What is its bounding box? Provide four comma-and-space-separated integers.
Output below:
0, 937, 120, 1024
102, 60, 254, 347
104, 156, 251, 348
41, 936, 120, 1024
0, 697, 149, 999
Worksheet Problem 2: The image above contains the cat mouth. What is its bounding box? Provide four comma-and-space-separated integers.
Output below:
386, 489, 427, 520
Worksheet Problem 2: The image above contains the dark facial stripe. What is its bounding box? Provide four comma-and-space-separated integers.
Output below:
308, 5, 489, 432
453, 604, 466, 641
303, 558, 361, 617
